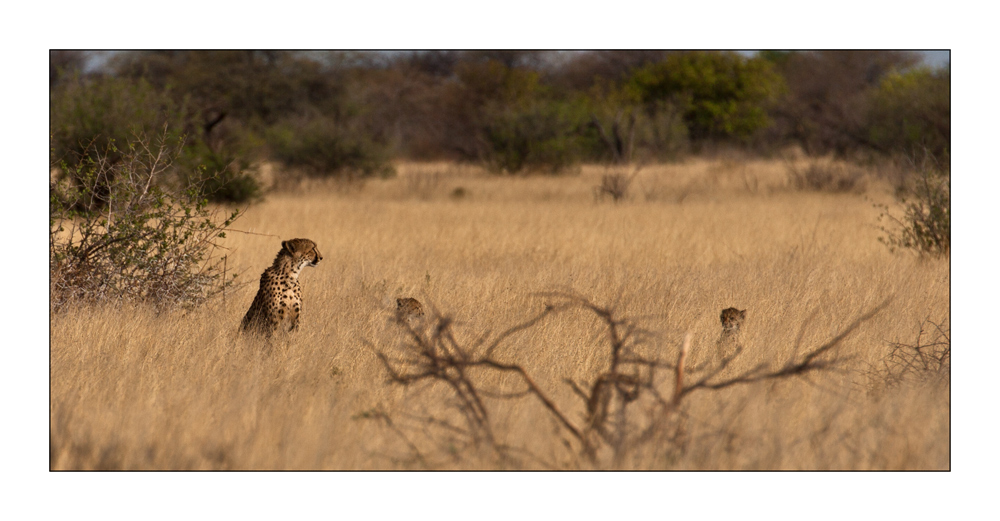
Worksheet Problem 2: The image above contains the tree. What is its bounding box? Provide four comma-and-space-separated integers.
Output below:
50, 50, 90, 88
626, 51, 784, 144
443, 59, 587, 173
768, 50, 921, 156
867, 67, 950, 161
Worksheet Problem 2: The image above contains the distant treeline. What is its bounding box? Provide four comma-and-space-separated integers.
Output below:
50, 50, 949, 202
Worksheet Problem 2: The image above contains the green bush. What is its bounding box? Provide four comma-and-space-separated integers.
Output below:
481, 98, 586, 174
50, 129, 243, 311
443, 59, 585, 174
50, 75, 190, 165
875, 157, 950, 256
177, 140, 263, 203
867, 68, 950, 162
627, 51, 784, 143
50, 74, 261, 204
581, 82, 689, 162
266, 117, 395, 179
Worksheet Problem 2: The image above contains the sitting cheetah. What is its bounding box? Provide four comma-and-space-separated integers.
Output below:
717, 307, 746, 353
396, 297, 425, 321
240, 238, 322, 337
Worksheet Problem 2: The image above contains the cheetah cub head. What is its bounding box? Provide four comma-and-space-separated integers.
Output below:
396, 297, 425, 321
720, 307, 747, 335
282, 238, 323, 269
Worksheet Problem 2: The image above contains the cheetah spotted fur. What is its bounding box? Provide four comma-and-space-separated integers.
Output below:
240, 238, 322, 337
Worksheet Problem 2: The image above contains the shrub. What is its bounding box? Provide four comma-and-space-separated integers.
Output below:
787, 160, 867, 193
50, 76, 194, 210
867, 67, 950, 162
444, 59, 587, 174
50, 129, 242, 311
594, 166, 641, 203
178, 140, 263, 203
50, 75, 190, 165
266, 116, 395, 179
767, 51, 920, 157
868, 318, 949, 390
626, 51, 784, 144
50, 74, 261, 204
582, 83, 688, 163
875, 155, 950, 256
480, 98, 586, 174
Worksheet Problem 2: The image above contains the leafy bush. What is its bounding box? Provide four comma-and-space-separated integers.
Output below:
867, 68, 950, 162
266, 116, 395, 179
50, 74, 262, 204
443, 59, 587, 174
875, 156, 950, 256
49, 75, 190, 165
50, 130, 242, 311
766, 51, 920, 157
480, 98, 586, 174
581, 83, 688, 163
626, 51, 784, 143
178, 140, 263, 203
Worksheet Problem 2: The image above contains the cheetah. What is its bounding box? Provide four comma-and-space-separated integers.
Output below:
396, 297, 425, 322
717, 307, 746, 354
720, 307, 746, 336
240, 238, 322, 338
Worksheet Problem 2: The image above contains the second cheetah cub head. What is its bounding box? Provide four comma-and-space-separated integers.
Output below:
720, 307, 747, 335
396, 297, 425, 321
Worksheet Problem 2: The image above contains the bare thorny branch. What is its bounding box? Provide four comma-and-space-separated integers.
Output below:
868, 316, 950, 390
372, 292, 892, 468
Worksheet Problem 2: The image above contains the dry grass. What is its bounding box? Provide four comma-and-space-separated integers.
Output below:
49, 158, 949, 470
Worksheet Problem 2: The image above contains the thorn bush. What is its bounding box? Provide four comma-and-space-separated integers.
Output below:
50, 128, 243, 311
875, 154, 950, 256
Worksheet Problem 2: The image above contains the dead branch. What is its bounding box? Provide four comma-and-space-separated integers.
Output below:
679, 299, 892, 399
373, 292, 892, 468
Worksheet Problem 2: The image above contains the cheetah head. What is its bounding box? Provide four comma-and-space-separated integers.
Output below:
396, 297, 425, 319
720, 307, 746, 334
282, 238, 323, 269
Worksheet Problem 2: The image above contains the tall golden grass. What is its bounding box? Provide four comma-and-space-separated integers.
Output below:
49, 158, 949, 470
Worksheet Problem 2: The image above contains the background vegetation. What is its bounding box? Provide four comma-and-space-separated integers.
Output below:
51, 50, 949, 194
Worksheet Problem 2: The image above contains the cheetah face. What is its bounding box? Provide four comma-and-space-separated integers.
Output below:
283, 238, 322, 269
720, 307, 746, 334
302, 246, 322, 268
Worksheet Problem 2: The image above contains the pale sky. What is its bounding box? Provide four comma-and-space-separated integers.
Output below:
80, 50, 950, 73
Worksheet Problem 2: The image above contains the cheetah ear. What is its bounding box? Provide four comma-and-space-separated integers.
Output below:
740, 309, 747, 319
396, 298, 403, 306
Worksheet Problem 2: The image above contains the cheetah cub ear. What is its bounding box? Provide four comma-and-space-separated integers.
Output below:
739, 309, 747, 320
281, 240, 293, 254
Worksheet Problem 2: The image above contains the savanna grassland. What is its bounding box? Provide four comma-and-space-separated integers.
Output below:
49, 157, 949, 470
